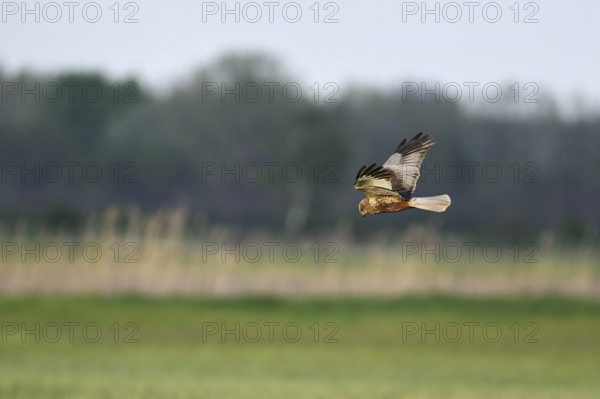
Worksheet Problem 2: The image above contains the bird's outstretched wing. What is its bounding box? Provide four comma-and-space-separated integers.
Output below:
383, 132, 434, 199
354, 132, 435, 199
354, 163, 399, 198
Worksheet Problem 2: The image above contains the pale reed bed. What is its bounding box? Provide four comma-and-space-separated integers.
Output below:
0, 208, 598, 298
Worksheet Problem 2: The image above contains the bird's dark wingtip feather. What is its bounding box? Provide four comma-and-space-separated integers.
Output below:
394, 138, 407, 153
355, 163, 377, 181
356, 162, 394, 182
364, 163, 378, 175
355, 165, 367, 180
395, 132, 436, 155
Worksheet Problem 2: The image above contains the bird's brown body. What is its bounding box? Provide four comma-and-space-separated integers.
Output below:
359, 196, 412, 215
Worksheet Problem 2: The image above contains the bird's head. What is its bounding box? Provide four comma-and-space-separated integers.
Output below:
358, 199, 368, 217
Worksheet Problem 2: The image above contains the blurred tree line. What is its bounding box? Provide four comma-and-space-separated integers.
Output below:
0, 53, 598, 244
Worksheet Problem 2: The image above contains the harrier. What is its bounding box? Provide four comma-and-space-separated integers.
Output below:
354, 132, 451, 216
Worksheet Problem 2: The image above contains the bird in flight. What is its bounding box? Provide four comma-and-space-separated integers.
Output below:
354, 132, 451, 216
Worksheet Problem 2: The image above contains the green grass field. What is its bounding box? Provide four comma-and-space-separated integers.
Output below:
1, 296, 599, 398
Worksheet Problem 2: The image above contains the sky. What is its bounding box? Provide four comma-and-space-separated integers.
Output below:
1, 1, 598, 115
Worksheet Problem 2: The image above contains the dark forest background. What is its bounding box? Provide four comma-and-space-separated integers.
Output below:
1, 53, 598, 244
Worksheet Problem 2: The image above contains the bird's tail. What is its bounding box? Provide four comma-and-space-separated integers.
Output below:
410, 195, 451, 213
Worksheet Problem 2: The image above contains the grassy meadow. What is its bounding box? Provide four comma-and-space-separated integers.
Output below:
1, 296, 599, 398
